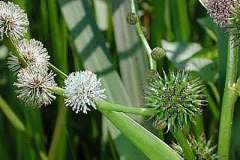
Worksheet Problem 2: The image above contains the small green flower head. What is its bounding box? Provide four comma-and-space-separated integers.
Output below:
145, 69, 159, 83
151, 47, 166, 61
144, 70, 206, 131
204, 0, 237, 28
141, 26, 148, 37
172, 134, 221, 160
134, 0, 143, 3
152, 119, 167, 130
126, 12, 138, 25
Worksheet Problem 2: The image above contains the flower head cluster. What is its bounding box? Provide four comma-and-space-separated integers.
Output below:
204, 0, 237, 28
144, 70, 206, 131
64, 70, 106, 114
7, 38, 49, 74
14, 65, 57, 107
0, 1, 29, 40
172, 134, 221, 160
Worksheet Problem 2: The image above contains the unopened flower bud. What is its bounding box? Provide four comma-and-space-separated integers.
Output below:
141, 26, 148, 37
152, 119, 167, 130
151, 47, 165, 60
126, 12, 138, 25
134, 0, 143, 3
145, 69, 159, 83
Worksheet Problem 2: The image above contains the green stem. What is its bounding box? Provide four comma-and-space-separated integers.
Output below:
49, 86, 157, 117
48, 104, 67, 160
97, 101, 157, 116
48, 63, 68, 80
207, 82, 220, 105
204, 88, 220, 122
191, 114, 204, 139
218, 36, 238, 160
48, 86, 65, 97
2, 37, 28, 67
50, 86, 157, 117
172, 129, 196, 160
129, 0, 156, 70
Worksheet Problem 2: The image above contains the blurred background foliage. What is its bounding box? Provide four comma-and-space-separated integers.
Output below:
0, 0, 240, 159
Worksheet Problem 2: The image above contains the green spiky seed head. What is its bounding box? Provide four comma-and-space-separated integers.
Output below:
151, 47, 165, 60
144, 70, 206, 131
126, 12, 138, 25
172, 134, 221, 160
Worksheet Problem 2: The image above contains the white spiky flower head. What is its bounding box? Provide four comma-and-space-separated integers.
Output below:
7, 38, 49, 74
64, 70, 106, 114
14, 65, 57, 107
0, 1, 29, 40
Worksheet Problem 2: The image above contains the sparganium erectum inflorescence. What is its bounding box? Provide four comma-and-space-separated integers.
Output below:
0, 1, 29, 40
14, 65, 57, 107
172, 134, 221, 160
144, 70, 206, 131
7, 38, 50, 74
204, 0, 237, 28
63, 70, 106, 114
204, 0, 240, 47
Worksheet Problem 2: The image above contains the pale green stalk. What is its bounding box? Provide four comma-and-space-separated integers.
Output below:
97, 101, 156, 116
172, 129, 196, 160
2, 37, 27, 67
129, 0, 156, 70
218, 36, 238, 160
50, 87, 157, 117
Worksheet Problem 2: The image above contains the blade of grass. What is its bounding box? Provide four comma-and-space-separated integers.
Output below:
171, 0, 190, 42
0, 96, 26, 132
150, 0, 166, 47
47, 0, 68, 160
99, 108, 183, 160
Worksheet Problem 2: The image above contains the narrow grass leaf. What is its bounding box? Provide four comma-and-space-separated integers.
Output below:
99, 109, 182, 160
0, 96, 26, 132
